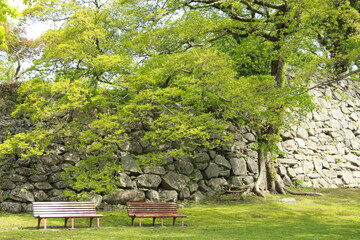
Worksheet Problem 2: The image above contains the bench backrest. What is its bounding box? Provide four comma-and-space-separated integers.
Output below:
126, 202, 179, 216
32, 202, 97, 216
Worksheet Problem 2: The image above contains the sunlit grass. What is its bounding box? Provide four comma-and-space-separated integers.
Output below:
0, 188, 359, 240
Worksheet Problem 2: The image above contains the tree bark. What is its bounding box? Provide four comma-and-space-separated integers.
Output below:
271, 57, 284, 87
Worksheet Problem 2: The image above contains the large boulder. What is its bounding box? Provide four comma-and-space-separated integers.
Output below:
136, 174, 162, 189
230, 158, 247, 176
9, 188, 34, 202
159, 190, 178, 202
121, 153, 142, 175
146, 190, 160, 202
195, 152, 211, 163
207, 178, 228, 192
143, 166, 166, 175
229, 176, 243, 185
161, 172, 190, 191
342, 172, 356, 185
34, 182, 53, 190
0, 179, 16, 190
15, 167, 33, 177
190, 191, 205, 201
203, 163, 220, 179
214, 155, 231, 169
34, 191, 48, 201
175, 158, 194, 175
82, 194, 103, 207
345, 154, 360, 167
29, 174, 47, 182
118, 172, 133, 188
191, 169, 203, 182
246, 159, 258, 174
63, 151, 80, 164
179, 188, 191, 200
103, 190, 145, 205
0, 202, 22, 213
282, 140, 298, 152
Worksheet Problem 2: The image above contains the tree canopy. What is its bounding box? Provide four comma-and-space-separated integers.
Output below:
0, 0, 359, 197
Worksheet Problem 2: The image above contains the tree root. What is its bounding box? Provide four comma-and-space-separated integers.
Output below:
226, 184, 266, 199
284, 187, 324, 196
224, 185, 324, 199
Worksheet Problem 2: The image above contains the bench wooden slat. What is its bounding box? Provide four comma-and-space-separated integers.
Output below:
126, 202, 186, 227
32, 202, 103, 230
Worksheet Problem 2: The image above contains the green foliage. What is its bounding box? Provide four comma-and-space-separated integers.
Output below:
62, 152, 122, 198
124, 48, 238, 161
214, 36, 273, 76
303, 0, 360, 73
0, 0, 18, 50
0, 1, 23, 82
0, 130, 53, 161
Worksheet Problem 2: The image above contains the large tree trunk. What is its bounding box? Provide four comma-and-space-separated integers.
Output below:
256, 141, 285, 196
227, 126, 323, 198
271, 57, 284, 87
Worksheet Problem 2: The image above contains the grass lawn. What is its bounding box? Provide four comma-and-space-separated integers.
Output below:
0, 188, 359, 240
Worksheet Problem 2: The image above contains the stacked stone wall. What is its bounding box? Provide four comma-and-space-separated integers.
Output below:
277, 79, 360, 188
1, 79, 360, 213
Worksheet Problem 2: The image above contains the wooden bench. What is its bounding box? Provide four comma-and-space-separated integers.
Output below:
126, 202, 186, 227
32, 202, 103, 230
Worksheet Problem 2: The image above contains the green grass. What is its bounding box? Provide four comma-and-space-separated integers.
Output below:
1, 188, 359, 240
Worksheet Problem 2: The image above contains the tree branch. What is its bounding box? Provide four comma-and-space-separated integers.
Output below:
186, 0, 257, 22
284, 187, 324, 196
240, 0, 266, 16
306, 69, 360, 92
185, 0, 227, 9
252, 0, 289, 12
12, 48, 24, 83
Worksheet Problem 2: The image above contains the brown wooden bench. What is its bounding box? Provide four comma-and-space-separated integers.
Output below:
32, 202, 103, 229
126, 202, 186, 227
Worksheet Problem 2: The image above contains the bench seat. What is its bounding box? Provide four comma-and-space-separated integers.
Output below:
32, 202, 103, 229
126, 202, 186, 227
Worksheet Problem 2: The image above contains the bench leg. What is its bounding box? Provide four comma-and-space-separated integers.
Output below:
37, 218, 41, 229
173, 217, 176, 226
65, 218, 69, 228
152, 217, 156, 226
160, 218, 164, 227
43, 218, 47, 230
131, 217, 135, 226
139, 218, 142, 227
71, 218, 75, 229
181, 218, 184, 227
89, 217, 100, 228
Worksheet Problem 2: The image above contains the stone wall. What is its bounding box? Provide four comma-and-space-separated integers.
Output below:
277, 79, 360, 188
1, 79, 360, 213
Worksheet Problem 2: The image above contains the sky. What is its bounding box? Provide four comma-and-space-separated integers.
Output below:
8, 0, 49, 40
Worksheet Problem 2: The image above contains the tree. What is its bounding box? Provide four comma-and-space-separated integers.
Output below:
184, 0, 301, 87
118, 0, 358, 196
124, 0, 319, 196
